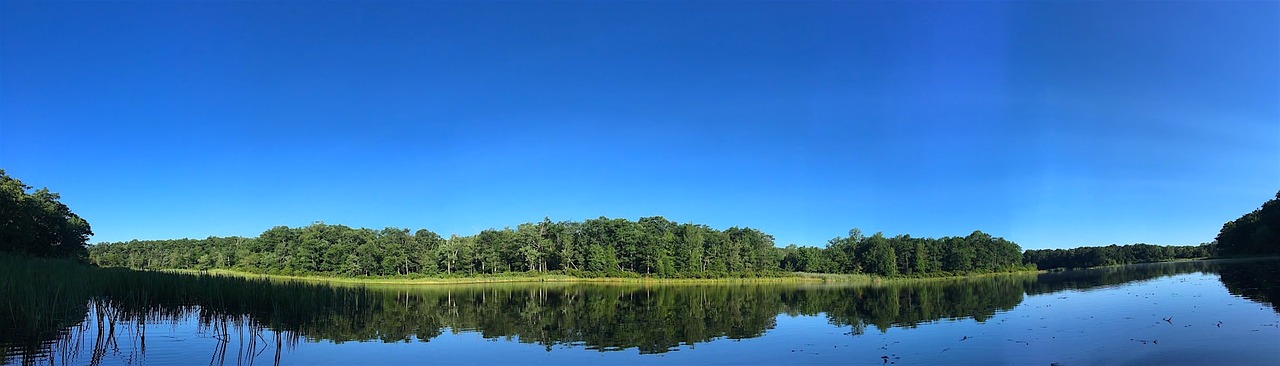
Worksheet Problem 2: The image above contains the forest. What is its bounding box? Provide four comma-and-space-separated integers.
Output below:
1215, 191, 1280, 256
6, 168, 1275, 279
1016, 192, 1280, 270
1022, 243, 1214, 270
0, 170, 93, 259
87, 220, 1031, 278
780, 229, 1027, 275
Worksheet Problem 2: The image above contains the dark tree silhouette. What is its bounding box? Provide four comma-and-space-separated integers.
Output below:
0, 170, 93, 260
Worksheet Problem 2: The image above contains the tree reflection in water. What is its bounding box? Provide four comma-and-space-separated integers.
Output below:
2, 257, 1277, 365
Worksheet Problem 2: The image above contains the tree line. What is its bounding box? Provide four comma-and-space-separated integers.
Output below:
9, 168, 1269, 277
1022, 243, 1215, 270
88, 219, 1031, 278
0, 170, 93, 259
779, 229, 1028, 276
1215, 190, 1280, 257
89, 218, 782, 278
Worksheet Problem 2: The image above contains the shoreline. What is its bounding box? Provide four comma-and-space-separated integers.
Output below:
172, 269, 833, 285
79, 256, 1280, 287
164, 268, 1045, 286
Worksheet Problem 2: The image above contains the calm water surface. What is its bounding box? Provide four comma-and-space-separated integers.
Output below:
4, 259, 1278, 365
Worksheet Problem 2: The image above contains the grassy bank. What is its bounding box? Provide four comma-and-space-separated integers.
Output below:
171, 268, 836, 286
167, 267, 1046, 287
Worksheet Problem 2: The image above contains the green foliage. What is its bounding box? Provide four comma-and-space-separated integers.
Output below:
786, 229, 1026, 277
0, 170, 93, 260
1215, 190, 1280, 256
91, 217, 1035, 279
89, 217, 787, 278
1022, 243, 1214, 270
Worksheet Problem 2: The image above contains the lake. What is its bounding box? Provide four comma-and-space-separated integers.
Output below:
3, 259, 1278, 365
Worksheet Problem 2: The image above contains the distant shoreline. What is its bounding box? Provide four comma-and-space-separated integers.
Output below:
164, 268, 1046, 286
170, 268, 838, 286
121, 257, 1280, 287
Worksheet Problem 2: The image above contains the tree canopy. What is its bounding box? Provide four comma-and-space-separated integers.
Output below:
1215, 191, 1280, 256
0, 170, 93, 259
1022, 243, 1213, 270
783, 229, 1027, 276
89, 218, 783, 278
89, 217, 1031, 278
8, 162, 1250, 276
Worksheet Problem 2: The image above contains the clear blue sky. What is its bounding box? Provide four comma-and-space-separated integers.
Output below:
2, 2, 1277, 250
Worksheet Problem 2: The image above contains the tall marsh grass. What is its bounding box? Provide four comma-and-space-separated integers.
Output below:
1, 254, 367, 365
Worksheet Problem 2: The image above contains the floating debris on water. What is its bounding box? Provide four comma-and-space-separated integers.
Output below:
1130, 338, 1158, 345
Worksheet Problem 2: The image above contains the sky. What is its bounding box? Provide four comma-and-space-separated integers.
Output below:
1, 2, 1277, 250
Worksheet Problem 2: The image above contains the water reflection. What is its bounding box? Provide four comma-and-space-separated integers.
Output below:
1025, 260, 1222, 295
2, 258, 1277, 365
1216, 259, 1280, 312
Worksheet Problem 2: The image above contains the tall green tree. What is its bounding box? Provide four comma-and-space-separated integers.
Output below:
1216, 190, 1280, 256
0, 170, 93, 259
88, 216, 1037, 279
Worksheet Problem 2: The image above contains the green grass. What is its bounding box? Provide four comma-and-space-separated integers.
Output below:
790, 268, 1045, 285
170, 267, 1046, 287
0, 253, 380, 363
0, 254, 96, 359
791, 272, 878, 283
171, 268, 831, 286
